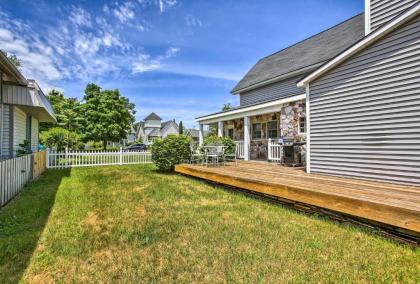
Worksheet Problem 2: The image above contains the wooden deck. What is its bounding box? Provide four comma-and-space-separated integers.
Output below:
175, 161, 420, 237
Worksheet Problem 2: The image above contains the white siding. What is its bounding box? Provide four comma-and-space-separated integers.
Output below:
31, 116, 39, 152
162, 124, 179, 138
1, 104, 11, 158
240, 74, 305, 106
13, 106, 26, 155
144, 120, 161, 128
370, 0, 419, 32
309, 16, 420, 185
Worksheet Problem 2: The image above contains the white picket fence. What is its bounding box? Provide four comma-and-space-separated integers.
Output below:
268, 138, 283, 162
0, 155, 32, 207
47, 148, 152, 169
234, 141, 245, 159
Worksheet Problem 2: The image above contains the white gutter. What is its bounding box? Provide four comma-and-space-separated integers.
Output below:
297, 3, 420, 87
197, 94, 306, 124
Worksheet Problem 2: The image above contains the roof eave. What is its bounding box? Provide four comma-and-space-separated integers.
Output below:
0, 52, 27, 85
297, 4, 420, 88
231, 62, 324, 95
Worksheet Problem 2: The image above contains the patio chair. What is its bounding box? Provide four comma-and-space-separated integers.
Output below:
223, 145, 237, 166
190, 144, 204, 164
205, 145, 224, 167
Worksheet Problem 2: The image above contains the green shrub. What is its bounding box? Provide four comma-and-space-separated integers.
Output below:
203, 135, 235, 154
150, 135, 191, 171
40, 127, 82, 151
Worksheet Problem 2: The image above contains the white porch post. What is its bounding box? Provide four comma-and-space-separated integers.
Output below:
217, 121, 223, 137
198, 124, 204, 146
243, 116, 250, 161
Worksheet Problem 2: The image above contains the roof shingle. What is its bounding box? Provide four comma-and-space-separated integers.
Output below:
231, 13, 365, 94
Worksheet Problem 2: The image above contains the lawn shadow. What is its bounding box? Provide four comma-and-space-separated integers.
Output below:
0, 169, 71, 283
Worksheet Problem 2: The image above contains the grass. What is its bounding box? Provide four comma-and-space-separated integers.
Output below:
0, 165, 419, 283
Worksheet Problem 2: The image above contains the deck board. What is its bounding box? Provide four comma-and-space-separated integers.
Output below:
175, 161, 420, 235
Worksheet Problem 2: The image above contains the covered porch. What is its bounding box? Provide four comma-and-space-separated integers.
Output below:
175, 161, 420, 239
196, 94, 307, 165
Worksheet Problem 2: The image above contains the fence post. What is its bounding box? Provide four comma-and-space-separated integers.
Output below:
46, 148, 50, 169
119, 147, 123, 165
268, 138, 271, 162
65, 147, 69, 168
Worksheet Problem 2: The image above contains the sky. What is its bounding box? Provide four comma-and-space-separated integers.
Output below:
0, 0, 363, 128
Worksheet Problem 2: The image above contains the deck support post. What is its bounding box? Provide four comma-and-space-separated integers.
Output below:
198, 124, 204, 146
217, 121, 223, 138
244, 116, 250, 161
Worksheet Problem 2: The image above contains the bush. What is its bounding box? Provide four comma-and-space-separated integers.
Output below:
40, 127, 82, 151
203, 135, 235, 154
150, 135, 191, 171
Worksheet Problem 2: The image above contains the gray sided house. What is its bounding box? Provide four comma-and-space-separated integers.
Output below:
0, 53, 55, 159
299, 0, 420, 184
197, 0, 420, 185
137, 112, 179, 145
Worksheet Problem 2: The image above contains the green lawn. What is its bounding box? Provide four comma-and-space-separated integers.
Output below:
0, 165, 419, 283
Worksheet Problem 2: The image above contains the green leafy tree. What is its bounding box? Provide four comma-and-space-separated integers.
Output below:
1, 50, 22, 69
222, 103, 232, 111
40, 127, 82, 151
82, 83, 135, 149
40, 89, 83, 132
203, 135, 235, 155
178, 121, 184, 135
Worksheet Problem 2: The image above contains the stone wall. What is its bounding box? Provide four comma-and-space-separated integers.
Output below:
280, 99, 306, 138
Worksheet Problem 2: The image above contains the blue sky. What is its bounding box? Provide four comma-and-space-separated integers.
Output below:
0, 0, 363, 127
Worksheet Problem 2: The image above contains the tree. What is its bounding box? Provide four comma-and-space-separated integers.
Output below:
1, 50, 22, 69
82, 83, 135, 149
40, 127, 82, 151
40, 89, 83, 132
178, 121, 184, 135
222, 103, 232, 111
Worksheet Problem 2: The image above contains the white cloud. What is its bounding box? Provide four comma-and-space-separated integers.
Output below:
158, 0, 177, 13
113, 1, 136, 23
132, 47, 180, 74
69, 7, 92, 27
184, 15, 203, 27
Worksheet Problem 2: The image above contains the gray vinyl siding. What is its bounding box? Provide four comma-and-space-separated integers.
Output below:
1, 104, 12, 158
239, 75, 305, 106
13, 106, 26, 155
370, 0, 419, 32
309, 16, 420, 185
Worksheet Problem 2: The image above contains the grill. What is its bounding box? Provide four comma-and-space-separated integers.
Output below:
281, 138, 305, 166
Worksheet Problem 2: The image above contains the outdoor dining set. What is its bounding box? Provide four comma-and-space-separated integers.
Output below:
189, 144, 237, 167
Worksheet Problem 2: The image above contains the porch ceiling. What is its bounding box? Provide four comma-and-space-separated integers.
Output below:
197, 93, 305, 124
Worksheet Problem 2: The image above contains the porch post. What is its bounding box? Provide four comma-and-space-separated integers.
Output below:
217, 121, 223, 137
243, 116, 250, 161
198, 124, 204, 146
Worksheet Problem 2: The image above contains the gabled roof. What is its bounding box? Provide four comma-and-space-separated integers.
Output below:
148, 128, 160, 136
144, 112, 162, 121
298, 3, 420, 87
231, 13, 365, 94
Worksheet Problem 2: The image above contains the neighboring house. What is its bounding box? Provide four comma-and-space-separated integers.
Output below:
137, 112, 179, 145
196, 0, 420, 185
121, 123, 138, 146
185, 128, 209, 143
0, 53, 56, 159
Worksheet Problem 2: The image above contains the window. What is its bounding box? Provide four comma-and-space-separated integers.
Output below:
228, 128, 234, 139
267, 121, 278, 138
252, 123, 262, 139
299, 116, 306, 133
